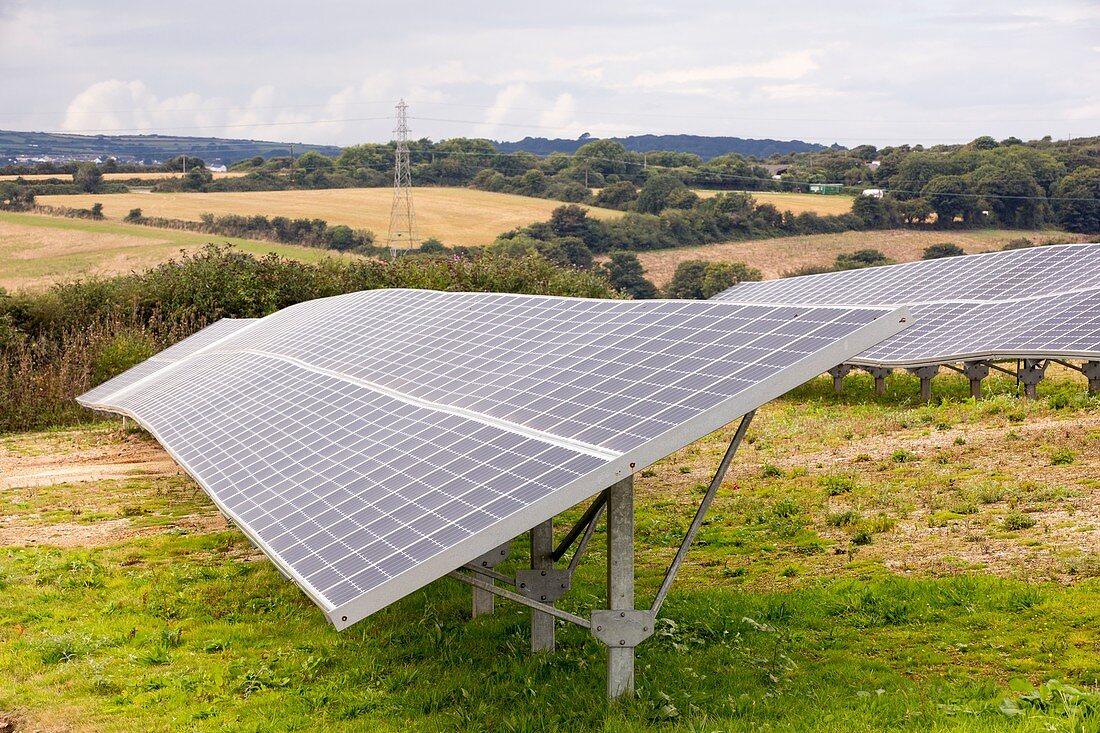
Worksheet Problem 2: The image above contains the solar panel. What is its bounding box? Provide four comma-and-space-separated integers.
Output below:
78, 318, 257, 404
79, 289, 908, 628
715, 243, 1100, 367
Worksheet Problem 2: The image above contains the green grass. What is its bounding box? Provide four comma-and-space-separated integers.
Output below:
1, 368, 1098, 730
0, 211, 342, 292
1, 537, 1097, 732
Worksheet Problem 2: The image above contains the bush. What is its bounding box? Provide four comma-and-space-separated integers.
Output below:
601, 252, 657, 299
0, 245, 619, 432
665, 259, 762, 299
1002, 512, 1037, 531
923, 242, 966, 259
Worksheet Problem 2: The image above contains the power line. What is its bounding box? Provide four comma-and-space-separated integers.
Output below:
6, 140, 1096, 203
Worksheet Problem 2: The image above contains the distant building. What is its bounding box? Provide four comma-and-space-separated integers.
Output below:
809, 183, 844, 194
762, 163, 790, 180
861, 188, 884, 198
206, 164, 228, 173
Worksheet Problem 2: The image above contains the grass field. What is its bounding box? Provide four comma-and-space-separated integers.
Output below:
694, 190, 856, 216
630, 229, 1093, 286
0, 172, 247, 182
36, 188, 625, 247
2, 368, 1098, 731
0, 212, 346, 292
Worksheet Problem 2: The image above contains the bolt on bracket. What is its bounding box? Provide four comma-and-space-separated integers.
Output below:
515, 568, 571, 603
590, 609, 655, 648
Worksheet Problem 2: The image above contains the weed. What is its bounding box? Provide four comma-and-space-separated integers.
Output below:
820, 474, 857, 496
1003, 512, 1037, 531
890, 449, 916, 463
826, 510, 861, 527
1050, 448, 1076, 466
760, 463, 784, 478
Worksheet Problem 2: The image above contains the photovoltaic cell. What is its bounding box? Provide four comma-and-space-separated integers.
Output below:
78, 318, 257, 404
714, 243, 1100, 367
79, 289, 907, 628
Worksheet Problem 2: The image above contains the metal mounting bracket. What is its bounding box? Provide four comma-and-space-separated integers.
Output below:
515, 568, 572, 603
863, 366, 892, 395
1083, 361, 1100, 393
591, 609, 655, 648
472, 541, 510, 569
828, 364, 852, 392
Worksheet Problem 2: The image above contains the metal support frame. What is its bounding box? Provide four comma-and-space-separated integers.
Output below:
963, 361, 990, 399
827, 364, 852, 393
908, 365, 940, 401
1018, 358, 1047, 399
1051, 359, 1100, 395
470, 541, 510, 618
1084, 361, 1100, 394
444, 413, 757, 701
864, 366, 892, 395
604, 476, 635, 699
448, 571, 589, 628
650, 411, 754, 615
529, 520, 555, 652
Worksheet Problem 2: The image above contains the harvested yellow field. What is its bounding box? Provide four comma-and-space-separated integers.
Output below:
628, 229, 1091, 287
0, 212, 346, 293
693, 190, 855, 216
38, 188, 624, 247
0, 171, 246, 181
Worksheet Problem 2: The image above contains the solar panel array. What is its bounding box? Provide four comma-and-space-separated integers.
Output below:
79, 289, 908, 628
714, 243, 1100, 367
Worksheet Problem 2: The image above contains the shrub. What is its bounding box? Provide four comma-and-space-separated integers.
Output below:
0, 245, 618, 432
922, 242, 966, 259
1002, 512, 1037, 531
821, 474, 857, 495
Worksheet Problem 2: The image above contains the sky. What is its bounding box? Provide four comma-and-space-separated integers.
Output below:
1, 0, 1098, 149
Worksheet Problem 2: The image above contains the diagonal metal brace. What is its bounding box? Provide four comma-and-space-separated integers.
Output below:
447, 571, 590, 629
552, 490, 608, 562
650, 410, 755, 616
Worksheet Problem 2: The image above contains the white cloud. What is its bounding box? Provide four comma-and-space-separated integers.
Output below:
631, 51, 820, 91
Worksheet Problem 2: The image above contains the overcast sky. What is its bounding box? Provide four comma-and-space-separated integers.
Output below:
1, 0, 1098, 148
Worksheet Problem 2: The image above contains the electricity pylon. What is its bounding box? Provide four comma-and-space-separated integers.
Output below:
386, 99, 418, 256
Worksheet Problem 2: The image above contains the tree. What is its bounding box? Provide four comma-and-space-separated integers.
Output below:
575, 139, 629, 176
922, 175, 978, 226
664, 260, 709, 298
969, 135, 999, 150
592, 181, 638, 210
1052, 167, 1100, 233
419, 237, 447, 253
634, 174, 689, 214
922, 242, 966, 259
852, 194, 899, 228
327, 225, 356, 251
549, 204, 590, 239
968, 162, 1049, 228
163, 155, 206, 172
888, 152, 948, 199
603, 252, 657, 299
295, 151, 336, 172
73, 162, 103, 193
554, 237, 594, 269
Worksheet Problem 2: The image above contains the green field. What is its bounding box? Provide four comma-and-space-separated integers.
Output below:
0, 212, 348, 292
2, 368, 1097, 731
